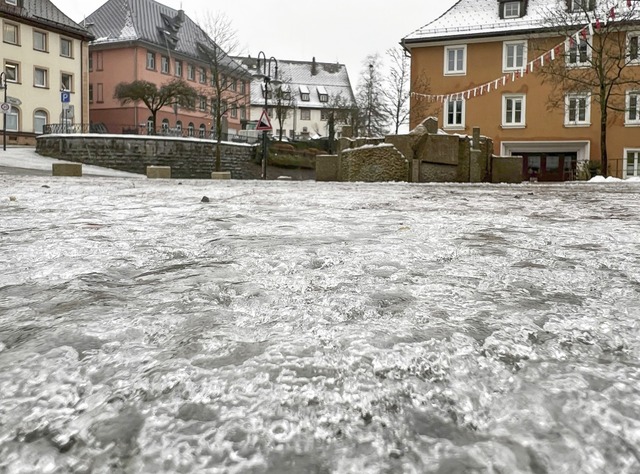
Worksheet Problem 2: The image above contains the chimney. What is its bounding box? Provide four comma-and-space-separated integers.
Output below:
177, 9, 185, 24
311, 57, 317, 76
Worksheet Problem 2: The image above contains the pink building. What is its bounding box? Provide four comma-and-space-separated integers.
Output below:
84, 0, 250, 138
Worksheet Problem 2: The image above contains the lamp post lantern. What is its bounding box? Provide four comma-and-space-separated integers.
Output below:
0, 72, 7, 151
255, 52, 280, 180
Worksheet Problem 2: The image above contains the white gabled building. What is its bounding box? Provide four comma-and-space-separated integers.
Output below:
236, 56, 356, 141
1, 0, 93, 145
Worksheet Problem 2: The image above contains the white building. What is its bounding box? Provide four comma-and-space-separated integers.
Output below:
236, 56, 356, 140
1, 0, 92, 145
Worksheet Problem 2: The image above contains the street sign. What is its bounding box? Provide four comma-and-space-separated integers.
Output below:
61, 91, 71, 103
0, 102, 10, 114
6, 96, 21, 106
62, 103, 70, 111
67, 105, 74, 119
256, 109, 272, 131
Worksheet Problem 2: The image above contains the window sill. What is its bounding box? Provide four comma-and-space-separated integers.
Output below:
564, 123, 591, 127
443, 125, 465, 131
624, 122, 640, 127
501, 124, 526, 129
34, 85, 49, 89
3, 41, 20, 47
444, 71, 466, 76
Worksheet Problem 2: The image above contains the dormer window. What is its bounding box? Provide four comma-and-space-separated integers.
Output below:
503, 1, 521, 18
300, 85, 310, 101
317, 85, 329, 103
568, 0, 595, 12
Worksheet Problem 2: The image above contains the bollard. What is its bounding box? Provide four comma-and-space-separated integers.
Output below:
52, 163, 82, 177
147, 166, 171, 179
211, 171, 231, 180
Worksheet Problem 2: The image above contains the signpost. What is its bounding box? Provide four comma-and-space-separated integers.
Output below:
61, 90, 70, 134
0, 72, 7, 151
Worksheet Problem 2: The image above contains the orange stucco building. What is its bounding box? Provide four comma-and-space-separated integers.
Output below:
403, 0, 640, 180
84, 0, 250, 138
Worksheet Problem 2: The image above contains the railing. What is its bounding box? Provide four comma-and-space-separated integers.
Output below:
41, 123, 260, 144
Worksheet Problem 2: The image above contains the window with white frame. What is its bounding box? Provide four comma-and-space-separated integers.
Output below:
567, 37, 590, 66
175, 60, 182, 77
628, 33, 639, 62
503, 41, 526, 71
625, 149, 640, 177
565, 93, 590, 125
502, 94, 526, 127
61, 72, 73, 91
34, 67, 48, 88
6, 106, 19, 131
3, 21, 19, 45
199, 95, 207, 111
146, 51, 155, 70
444, 97, 465, 128
187, 122, 194, 136
626, 90, 640, 124
161, 56, 169, 74
199, 124, 206, 138
60, 37, 72, 58
503, 1, 521, 18
34, 110, 47, 134
300, 108, 311, 120
444, 45, 466, 75
199, 67, 206, 84
33, 30, 47, 52
187, 64, 194, 81
5, 61, 19, 82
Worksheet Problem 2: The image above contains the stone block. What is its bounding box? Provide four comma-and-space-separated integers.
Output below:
211, 171, 232, 180
492, 156, 524, 183
316, 154, 340, 181
52, 162, 82, 177
147, 165, 171, 179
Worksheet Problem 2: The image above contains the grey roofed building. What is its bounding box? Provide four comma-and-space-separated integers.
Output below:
235, 56, 356, 139
85, 0, 247, 75
0, 0, 92, 38
237, 56, 356, 109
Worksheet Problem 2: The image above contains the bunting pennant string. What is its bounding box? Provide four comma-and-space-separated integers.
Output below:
410, 0, 635, 104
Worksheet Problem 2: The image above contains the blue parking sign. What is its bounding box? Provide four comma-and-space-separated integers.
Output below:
61, 91, 71, 103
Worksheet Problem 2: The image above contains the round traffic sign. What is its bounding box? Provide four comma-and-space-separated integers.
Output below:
0, 102, 10, 113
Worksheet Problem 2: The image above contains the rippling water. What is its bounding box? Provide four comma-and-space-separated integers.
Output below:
1, 177, 640, 473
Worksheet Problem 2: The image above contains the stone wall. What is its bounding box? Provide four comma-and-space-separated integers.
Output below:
341, 144, 408, 182
36, 134, 260, 179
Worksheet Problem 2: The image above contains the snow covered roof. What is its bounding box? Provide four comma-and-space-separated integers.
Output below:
235, 57, 356, 109
0, 0, 92, 39
85, 0, 245, 75
404, 0, 640, 45
403, 0, 558, 44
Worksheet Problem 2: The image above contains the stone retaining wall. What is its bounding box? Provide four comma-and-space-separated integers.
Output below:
36, 134, 260, 179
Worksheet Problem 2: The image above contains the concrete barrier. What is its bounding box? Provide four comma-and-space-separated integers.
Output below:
147, 166, 171, 179
52, 162, 82, 177
211, 171, 231, 180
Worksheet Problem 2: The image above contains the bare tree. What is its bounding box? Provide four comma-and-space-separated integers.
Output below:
530, 0, 640, 175
273, 81, 295, 142
356, 54, 389, 137
381, 47, 411, 134
114, 79, 198, 134
323, 92, 357, 153
199, 11, 250, 171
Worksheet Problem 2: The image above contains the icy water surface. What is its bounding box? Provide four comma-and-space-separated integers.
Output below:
1, 177, 640, 473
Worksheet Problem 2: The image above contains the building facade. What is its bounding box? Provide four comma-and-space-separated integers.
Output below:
403, 0, 640, 179
85, 0, 250, 138
1, 0, 92, 144
235, 57, 356, 141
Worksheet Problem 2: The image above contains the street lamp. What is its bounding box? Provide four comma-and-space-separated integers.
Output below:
255, 51, 280, 180
0, 72, 7, 151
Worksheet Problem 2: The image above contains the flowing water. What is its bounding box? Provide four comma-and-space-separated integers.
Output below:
1, 177, 640, 473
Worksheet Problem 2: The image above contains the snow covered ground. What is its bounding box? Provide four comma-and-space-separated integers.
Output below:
1, 152, 640, 472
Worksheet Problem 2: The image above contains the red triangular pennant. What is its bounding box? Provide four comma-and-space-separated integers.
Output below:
256, 109, 272, 131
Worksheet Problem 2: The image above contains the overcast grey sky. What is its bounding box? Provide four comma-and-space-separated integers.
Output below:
52, 0, 456, 88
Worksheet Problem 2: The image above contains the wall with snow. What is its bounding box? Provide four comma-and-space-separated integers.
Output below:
36, 135, 259, 179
